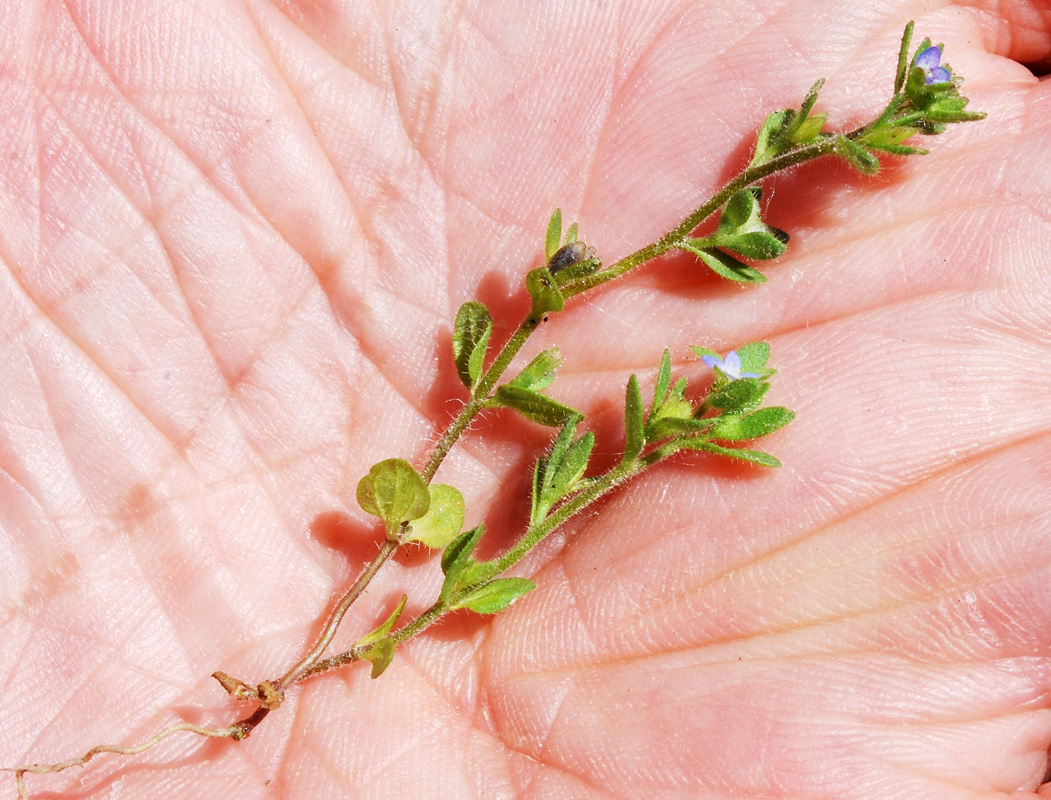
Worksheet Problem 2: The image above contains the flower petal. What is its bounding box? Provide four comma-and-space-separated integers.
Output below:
915, 45, 942, 70
723, 350, 743, 379
700, 354, 723, 370
927, 65, 952, 84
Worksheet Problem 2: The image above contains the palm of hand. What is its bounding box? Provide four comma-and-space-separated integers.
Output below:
2, 2, 1051, 798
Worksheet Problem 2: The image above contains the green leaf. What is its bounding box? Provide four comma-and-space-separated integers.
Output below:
459, 558, 503, 588
356, 458, 430, 535
525, 268, 565, 318
706, 378, 770, 414
550, 432, 593, 499
646, 416, 715, 442
361, 637, 396, 679
452, 302, 493, 391
797, 79, 825, 125
679, 240, 767, 283
530, 454, 547, 526
455, 578, 536, 614
531, 416, 589, 523
651, 349, 672, 418
719, 187, 761, 231
690, 342, 773, 381
709, 407, 795, 441
750, 108, 791, 166
405, 484, 465, 549
906, 65, 935, 104
690, 344, 719, 361
564, 222, 578, 244
677, 440, 783, 468
649, 376, 692, 422
494, 384, 579, 426
834, 135, 880, 174
356, 595, 407, 647
862, 124, 920, 152
544, 415, 579, 469
751, 80, 827, 166
507, 347, 562, 392
925, 95, 984, 123
781, 79, 828, 147
735, 342, 771, 375
867, 142, 926, 157
712, 188, 789, 261
646, 374, 703, 441
716, 230, 788, 260
441, 524, 483, 575
545, 209, 562, 261
792, 112, 827, 145
441, 525, 484, 602
622, 375, 644, 464
895, 21, 915, 93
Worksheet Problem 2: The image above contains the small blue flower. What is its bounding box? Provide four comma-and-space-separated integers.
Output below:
915, 45, 952, 85
701, 350, 760, 381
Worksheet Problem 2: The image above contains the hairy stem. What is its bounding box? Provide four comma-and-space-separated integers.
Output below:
422, 317, 540, 481
276, 539, 398, 688
561, 136, 840, 296
391, 455, 653, 649
266, 132, 850, 687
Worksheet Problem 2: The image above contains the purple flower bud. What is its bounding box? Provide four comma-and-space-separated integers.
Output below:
915, 45, 952, 85
701, 350, 760, 381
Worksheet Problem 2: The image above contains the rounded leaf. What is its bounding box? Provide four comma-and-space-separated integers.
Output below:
356, 458, 430, 531
406, 484, 466, 549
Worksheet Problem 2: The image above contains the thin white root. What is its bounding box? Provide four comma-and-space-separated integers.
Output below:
6, 721, 239, 799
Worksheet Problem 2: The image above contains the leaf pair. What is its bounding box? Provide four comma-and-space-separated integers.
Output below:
440, 526, 535, 614
749, 79, 828, 168
453, 301, 578, 426
356, 459, 465, 547
690, 343, 793, 465
837, 23, 984, 173
642, 350, 706, 443
354, 595, 407, 678
622, 357, 714, 464
678, 188, 788, 284
633, 345, 794, 467
491, 346, 581, 427
530, 415, 594, 525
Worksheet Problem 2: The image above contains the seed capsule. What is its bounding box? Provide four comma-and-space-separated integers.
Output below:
547, 241, 589, 274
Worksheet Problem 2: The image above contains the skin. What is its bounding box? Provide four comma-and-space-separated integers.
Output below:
1, 0, 1050, 798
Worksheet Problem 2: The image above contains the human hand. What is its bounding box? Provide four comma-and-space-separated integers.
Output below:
2, 2, 1050, 798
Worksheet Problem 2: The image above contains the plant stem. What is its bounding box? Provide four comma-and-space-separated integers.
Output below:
271, 134, 844, 688
295, 452, 661, 683
561, 136, 838, 297
421, 317, 539, 481
267, 104, 901, 692
274, 318, 544, 686
390, 456, 650, 646
276, 539, 398, 688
